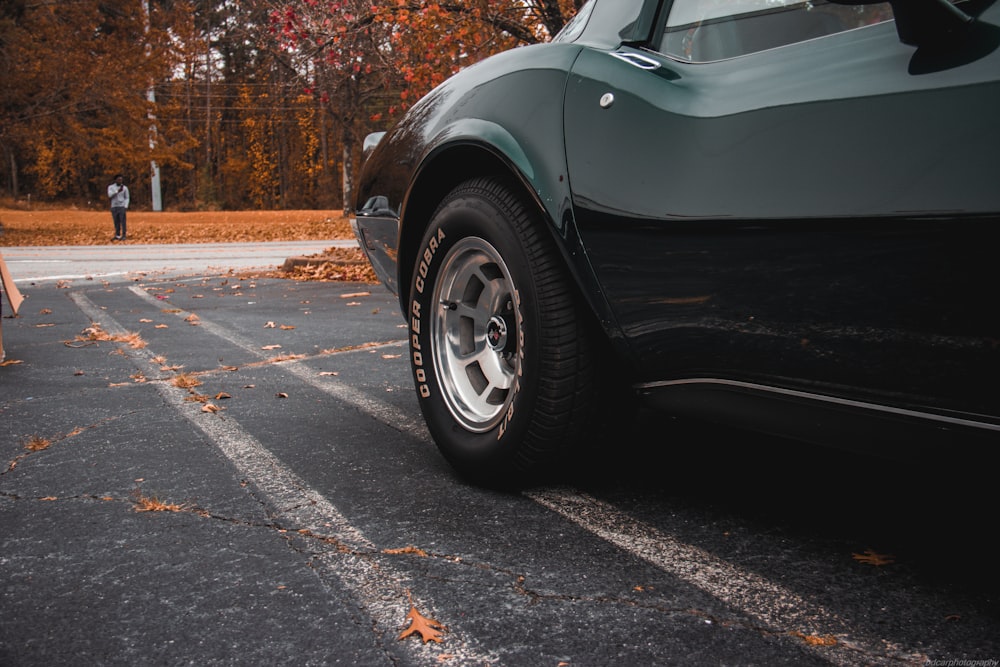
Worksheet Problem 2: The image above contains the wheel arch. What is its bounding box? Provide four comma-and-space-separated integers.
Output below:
397, 140, 557, 312
396, 134, 630, 375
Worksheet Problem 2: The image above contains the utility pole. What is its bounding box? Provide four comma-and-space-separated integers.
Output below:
143, 0, 162, 211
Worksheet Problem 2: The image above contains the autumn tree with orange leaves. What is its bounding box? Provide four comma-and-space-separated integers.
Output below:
0, 0, 194, 203
268, 0, 582, 213
1, 0, 580, 211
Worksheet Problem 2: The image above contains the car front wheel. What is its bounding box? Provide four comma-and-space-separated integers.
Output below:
407, 177, 596, 485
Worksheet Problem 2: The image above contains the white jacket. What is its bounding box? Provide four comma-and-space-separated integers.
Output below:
108, 183, 130, 208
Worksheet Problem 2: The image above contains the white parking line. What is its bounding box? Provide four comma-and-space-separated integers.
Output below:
525, 489, 926, 666
69, 290, 494, 666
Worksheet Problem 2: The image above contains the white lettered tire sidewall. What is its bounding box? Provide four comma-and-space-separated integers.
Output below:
408, 182, 543, 481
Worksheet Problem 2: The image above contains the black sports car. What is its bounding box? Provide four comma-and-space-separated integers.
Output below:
352, 0, 1000, 485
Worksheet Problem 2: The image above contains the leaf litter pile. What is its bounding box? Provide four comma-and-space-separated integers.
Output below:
0, 207, 377, 282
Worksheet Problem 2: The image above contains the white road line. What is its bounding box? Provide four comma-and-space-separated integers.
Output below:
69, 290, 494, 666
525, 489, 926, 666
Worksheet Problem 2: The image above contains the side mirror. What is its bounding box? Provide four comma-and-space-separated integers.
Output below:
363, 132, 386, 162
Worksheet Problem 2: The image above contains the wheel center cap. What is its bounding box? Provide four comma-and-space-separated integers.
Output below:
486, 316, 508, 351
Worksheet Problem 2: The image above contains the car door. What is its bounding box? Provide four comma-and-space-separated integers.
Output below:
563, 0, 1000, 419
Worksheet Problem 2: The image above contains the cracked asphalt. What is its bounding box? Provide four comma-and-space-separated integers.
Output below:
2, 264, 998, 666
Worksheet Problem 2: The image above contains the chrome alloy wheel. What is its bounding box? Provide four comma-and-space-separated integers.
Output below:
431, 236, 520, 433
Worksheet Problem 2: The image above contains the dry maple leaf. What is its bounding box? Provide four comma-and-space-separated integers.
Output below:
398, 603, 446, 644
25, 437, 52, 452
131, 490, 187, 513
202, 403, 220, 413
852, 549, 895, 566
171, 373, 202, 389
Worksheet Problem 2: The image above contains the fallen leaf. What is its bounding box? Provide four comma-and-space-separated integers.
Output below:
264, 321, 276, 328
398, 604, 446, 644
215, 392, 231, 400
40, 496, 58, 501
0, 359, 23, 367
275, 392, 289, 398
318, 371, 339, 376
382, 354, 401, 359
25, 437, 51, 452
202, 403, 220, 413
35, 323, 56, 328
280, 325, 296, 330
852, 549, 895, 566
155, 324, 169, 329
341, 292, 370, 298
140, 318, 153, 323
384, 545, 429, 557
171, 373, 202, 389
792, 631, 838, 646
261, 344, 282, 350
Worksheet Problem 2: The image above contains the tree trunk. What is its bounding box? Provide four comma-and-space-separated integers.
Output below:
5, 147, 18, 199
341, 123, 355, 217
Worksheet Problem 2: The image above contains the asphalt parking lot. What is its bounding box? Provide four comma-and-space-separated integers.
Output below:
2, 261, 999, 666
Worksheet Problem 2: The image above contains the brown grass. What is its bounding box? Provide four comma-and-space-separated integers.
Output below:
0, 207, 352, 246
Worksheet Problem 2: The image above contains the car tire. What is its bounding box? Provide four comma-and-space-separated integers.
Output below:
408, 177, 596, 486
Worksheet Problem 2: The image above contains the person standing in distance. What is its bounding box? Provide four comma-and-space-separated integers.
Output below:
108, 174, 130, 241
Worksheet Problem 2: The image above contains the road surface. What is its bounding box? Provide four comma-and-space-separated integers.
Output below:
2, 240, 358, 283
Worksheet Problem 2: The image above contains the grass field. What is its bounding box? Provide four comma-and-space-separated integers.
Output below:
0, 207, 352, 246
